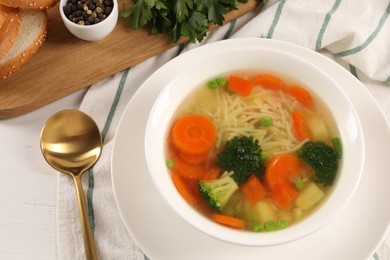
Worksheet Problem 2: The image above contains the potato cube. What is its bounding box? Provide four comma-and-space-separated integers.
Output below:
295, 182, 325, 211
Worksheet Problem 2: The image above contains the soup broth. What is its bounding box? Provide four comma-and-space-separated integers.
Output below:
165, 71, 341, 232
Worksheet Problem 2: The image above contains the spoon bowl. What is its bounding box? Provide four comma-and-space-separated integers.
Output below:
40, 109, 102, 260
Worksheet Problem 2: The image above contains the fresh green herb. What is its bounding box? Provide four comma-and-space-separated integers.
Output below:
121, 0, 248, 43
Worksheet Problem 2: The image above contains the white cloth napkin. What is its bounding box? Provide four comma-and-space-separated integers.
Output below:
57, 0, 390, 259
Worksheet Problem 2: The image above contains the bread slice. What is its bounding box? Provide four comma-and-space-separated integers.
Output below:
0, 9, 47, 79
0, 5, 20, 59
0, 0, 58, 10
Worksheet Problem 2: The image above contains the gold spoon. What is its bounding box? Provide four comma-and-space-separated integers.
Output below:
40, 109, 102, 260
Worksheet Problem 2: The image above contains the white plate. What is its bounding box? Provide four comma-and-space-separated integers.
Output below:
111, 38, 390, 260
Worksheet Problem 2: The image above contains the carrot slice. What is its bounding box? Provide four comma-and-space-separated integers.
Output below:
251, 74, 286, 91
291, 111, 311, 141
210, 213, 246, 229
228, 75, 254, 96
172, 169, 199, 206
172, 114, 217, 155
265, 154, 303, 210
241, 175, 267, 205
265, 154, 304, 191
179, 151, 209, 164
201, 166, 221, 181
271, 182, 299, 211
172, 154, 207, 180
288, 85, 314, 108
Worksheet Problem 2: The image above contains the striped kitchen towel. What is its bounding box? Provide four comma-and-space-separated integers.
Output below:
56, 0, 390, 259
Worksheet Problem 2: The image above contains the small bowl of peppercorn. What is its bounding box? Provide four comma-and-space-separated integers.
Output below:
60, 0, 118, 41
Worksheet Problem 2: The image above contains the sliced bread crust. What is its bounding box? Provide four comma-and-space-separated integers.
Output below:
0, 0, 58, 10
0, 9, 48, 79
0, 5, 20, 59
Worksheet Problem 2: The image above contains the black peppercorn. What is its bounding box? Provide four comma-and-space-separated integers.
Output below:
75, 10, 82, 17
104, 6, 111, 16
63, 4, 72, 16
63, 0, 114, 26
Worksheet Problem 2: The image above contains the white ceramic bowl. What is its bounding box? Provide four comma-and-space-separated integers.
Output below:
145, 41, 365, 247
59, 0, 118, 41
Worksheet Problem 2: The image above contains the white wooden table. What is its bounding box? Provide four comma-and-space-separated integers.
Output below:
0, 90, 85, 260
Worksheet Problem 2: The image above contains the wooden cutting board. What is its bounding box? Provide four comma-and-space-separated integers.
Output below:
0, 0, 258, 118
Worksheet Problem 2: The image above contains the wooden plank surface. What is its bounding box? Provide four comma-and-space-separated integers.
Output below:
0, 0, 258, 118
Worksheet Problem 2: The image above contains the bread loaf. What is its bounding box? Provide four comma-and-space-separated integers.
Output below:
0, 9, 48, 79
0, 5, 20, 59
0, 0, 58, 10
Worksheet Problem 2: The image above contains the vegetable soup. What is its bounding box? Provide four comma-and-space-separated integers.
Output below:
165, 71, 342, 232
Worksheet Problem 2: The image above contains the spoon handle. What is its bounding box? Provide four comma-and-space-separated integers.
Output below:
73, 174, 98, 260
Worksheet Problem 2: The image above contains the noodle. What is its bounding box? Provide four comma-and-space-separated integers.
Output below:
188, 86, 305, 156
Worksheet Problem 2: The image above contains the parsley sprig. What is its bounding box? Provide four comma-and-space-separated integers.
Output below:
121, 0, 248, 43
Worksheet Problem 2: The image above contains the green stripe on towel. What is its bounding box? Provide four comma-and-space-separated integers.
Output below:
102, 69, 130, 139
87, 168, 95, 231
315, 0, 341, 50
335, 1, 390, 57
87, 68, 130, 233
267, 0, 287, 38
223, 20, 237, 40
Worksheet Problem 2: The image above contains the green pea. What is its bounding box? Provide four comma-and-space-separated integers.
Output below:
278, 219, 288, 229
207, 79, 218, 89
260, 116, 273, 127
260, 151, 268, 161
166, 159, 175, 169
253, 223, 263, 232
216, 76, 227, 86
332, 137, 342, 159
264, 220, 276, 231
294, 179, 305, 190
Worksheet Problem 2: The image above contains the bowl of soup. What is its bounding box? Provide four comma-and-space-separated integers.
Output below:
145, 41, 364, 246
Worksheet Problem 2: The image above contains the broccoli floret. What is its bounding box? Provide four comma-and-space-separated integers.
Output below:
216, 136, 265, 185
198, 174, 239, 212
297, 141, 339, 187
